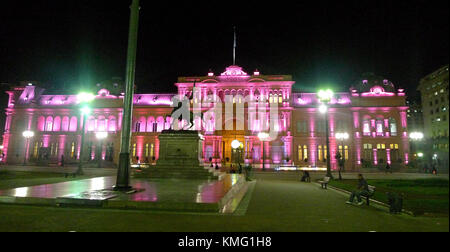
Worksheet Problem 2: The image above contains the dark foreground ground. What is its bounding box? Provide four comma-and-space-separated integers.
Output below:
0, 169, 448, 232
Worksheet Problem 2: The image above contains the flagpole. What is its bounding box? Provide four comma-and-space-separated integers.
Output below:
233, 26, 236, 65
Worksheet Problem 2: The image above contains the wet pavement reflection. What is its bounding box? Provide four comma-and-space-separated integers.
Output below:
0, 174, 242, 204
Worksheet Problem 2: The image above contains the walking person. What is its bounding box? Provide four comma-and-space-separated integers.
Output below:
385, 163, 392, 174
60, 155, 65, 167
432, 164, 438, 175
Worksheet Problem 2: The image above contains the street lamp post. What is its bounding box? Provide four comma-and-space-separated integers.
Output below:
76, 105, 92, 175
258, 132, 269, 171
96, 132, 108, 168
318, 89, 334, 179
409, 132, 424, 171
22, 130, 34, 165
336, 132, 349, 180
231, 140, 243, 172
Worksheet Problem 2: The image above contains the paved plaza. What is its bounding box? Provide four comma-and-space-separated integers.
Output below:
0, 169, 447, 232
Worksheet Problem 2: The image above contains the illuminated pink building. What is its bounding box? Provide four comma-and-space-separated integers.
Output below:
2, 68, 410, 171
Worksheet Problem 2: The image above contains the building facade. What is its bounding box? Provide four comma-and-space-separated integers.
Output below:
417, 64, 449, 169
2, 66, 410, 171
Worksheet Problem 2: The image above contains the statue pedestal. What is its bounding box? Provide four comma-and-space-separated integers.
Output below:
143, 130, 219, 180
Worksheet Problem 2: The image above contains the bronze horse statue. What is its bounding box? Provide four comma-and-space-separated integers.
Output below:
169, 82, 203, 130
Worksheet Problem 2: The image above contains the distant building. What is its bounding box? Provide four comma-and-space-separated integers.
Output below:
406, 100, 424, 133
418, 64, 449, 169
2, 66, 410, 171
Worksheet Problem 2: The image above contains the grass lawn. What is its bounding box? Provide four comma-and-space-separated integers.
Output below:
0, 170, 94, 190
329, 179, 449, 216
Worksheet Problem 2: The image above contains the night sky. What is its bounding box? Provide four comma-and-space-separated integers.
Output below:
0, 0, 448, 99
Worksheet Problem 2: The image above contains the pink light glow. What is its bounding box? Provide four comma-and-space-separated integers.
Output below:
337, 98, 351, 105
353, 112, 360, 128
42, 135, 50, 148
220, 65, 248, 77
69, 116, 78, 132
356, 147, 361, 165
58, 136, 66, 161
297, 98, 310, 105
373, 149, 378, 165
2, 134, 10, 160
400, 112, 407, 128
134, 94, 174, 106
386, 149, 391, 164
309, 140, 317, 167
37, 116, 45, 131
361, 92, 395, 97
136, 136, 144, 160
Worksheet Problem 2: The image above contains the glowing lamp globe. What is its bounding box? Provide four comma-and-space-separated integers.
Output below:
258, 132, 270, 141
80, 106, 92, 115
319, 104, 328, 114
22, 131, 35, 138
96, 132, 108, 140
336, 132, 349, 140
231, 140, 241, 149
318, 89, 334, 102
77, 92, 95, 103
409, 132, 424, 141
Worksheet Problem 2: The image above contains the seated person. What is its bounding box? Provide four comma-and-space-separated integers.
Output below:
346, 174, 369, 205
301, 170, 311, 182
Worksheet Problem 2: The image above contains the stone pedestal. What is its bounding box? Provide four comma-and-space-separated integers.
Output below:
144, 130, 219, 180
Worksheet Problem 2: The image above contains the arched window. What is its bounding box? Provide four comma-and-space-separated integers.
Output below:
389, 118, 397, 136
147, 117, 155, 132
157, 117, 165, 132
139, 116, 146, 132
134, 121, 141, 133
69, 116, 78, 132
376, 118, 384, 136
37, 116, 45, 131
45, 116, 54, 132
53, 116, 61, 132
97, 116, 106, 132
61, 116, 69, 132
108, 116, 117, 132
254, 89, 260, 102
363, 119, 371, 136
87, 116, 95, 132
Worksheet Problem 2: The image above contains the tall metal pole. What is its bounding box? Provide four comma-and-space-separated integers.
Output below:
23, 138, 29, 165
233, 26, 236, 65
76, 113, 88, 175
115, 0, 140, 190
325, 113, 333, 178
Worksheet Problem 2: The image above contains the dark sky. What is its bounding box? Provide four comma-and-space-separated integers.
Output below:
0, 0, 448, 99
